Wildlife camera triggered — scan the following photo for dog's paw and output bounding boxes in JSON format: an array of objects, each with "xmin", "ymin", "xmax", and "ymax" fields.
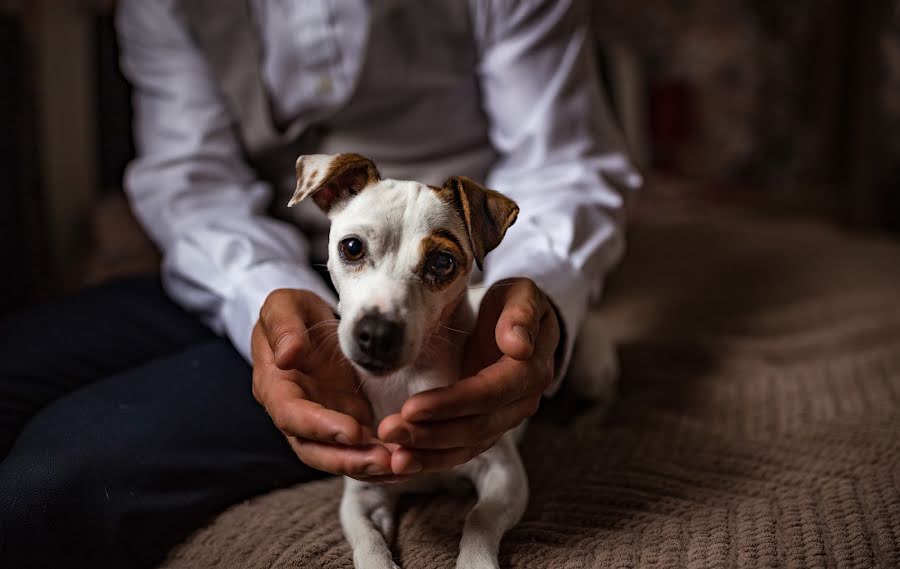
[
  {"xmin": 455, "ymin": 552, "xmax": 499, "ymax": 569},
  {"xmin": 353, "ymin": 550, "xmax": 401, "ymax": 569},
  {"xmin": 370, "ymin": 504, "xmax": 397, "ymax": 544}
]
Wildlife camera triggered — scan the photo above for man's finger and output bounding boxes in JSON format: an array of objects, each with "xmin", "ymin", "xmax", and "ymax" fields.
[
  {"xmin": 400, "ymin": 357, "xmax": 535, "ymax": 422},
  {"xmin": 352, "ymin": 475, "xmax": 414, "ymax": 485},
  {"xmin": 316, "ymin": 390, "xmax": 376, "ymax": 431},
  {"xmin": 288, "ymin": 438, "xmax": 394, "ymax": 477},
  {"xmin": 253, "ymin": 321, "xmax": 375, "ymax": 434},
  {"xmin": 380, "ymin": 395, "xmax": 539, "ymax": 450},
  {"xmin": 258, "ymin": 291, "xmax": 309, "ymax": 369},
  {"xmin": 493, "ymin": 279, "xmax": 550, "ymax": 361},
  {"xmin": 259, "ymin": 289, "xmax": 333, "ymax": 369},
  {"xmin": 389, "ymin": 444, "xmax": 493, "ymax": 475},
  {"xmin": 263, "ymin": 376, "xmax": 370, "ymax": 445}
]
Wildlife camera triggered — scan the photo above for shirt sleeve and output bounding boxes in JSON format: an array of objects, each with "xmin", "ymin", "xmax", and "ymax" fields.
[
  {"xmin": 472, "ymin": 0, "xmax": 642, "ymax": 394},
  {"xmin": 116, "ymin": 0, "xmax": 337, "ymax": 362}
]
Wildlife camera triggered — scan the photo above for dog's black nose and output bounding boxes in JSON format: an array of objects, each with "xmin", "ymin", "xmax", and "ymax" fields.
[{"xmin": 354, "ymin": 313, "xmax": 404, "ymax": 365}]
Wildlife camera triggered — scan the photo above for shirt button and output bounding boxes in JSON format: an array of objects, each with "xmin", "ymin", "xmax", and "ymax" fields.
[{"xmin": 317, "ymin": 76, "xmax": 334, "ymax": 96}]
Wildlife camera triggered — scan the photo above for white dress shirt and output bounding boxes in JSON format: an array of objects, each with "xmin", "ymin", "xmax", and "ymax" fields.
[{"xmin": 116, "ymin": 0, "xmax": 641, "ymax": 393}]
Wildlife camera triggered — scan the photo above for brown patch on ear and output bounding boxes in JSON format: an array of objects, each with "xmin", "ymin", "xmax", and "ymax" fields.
[
  {"xmin": 437, "ymin": 176, "xmax": 519, "ymax": 270},
  {"xmin": 289, "ymin": 153, "xmax": 381, "ymax": 213}
]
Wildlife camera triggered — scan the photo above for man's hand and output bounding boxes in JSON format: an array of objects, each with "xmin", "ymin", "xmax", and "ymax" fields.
[
  {"xmin": 252, "ymin": 289, "xmax": 401, "ymax": 482},
  {"xmin": 378, "ymin": 278, "xmax": 560, "ymax": 475}
]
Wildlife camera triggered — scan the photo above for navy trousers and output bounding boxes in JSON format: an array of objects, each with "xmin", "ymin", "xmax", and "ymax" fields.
[{"xmin": 0, "ymin": 276, "xmax": 322, "ymax": 569}]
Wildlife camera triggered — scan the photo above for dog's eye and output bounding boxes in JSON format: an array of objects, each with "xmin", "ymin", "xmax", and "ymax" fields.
[
  {"xmin": 339, "ymin": 237, "xmax": 365, "ymax": 262},
  {"xmin": 427, "ymin": 252, "xmax": 456, "ymax": 277}
]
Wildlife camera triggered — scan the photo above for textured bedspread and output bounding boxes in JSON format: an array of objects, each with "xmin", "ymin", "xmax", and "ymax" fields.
[{"xmin": 161, "ymin": 208, "xmax": 900, "ymax": 568}]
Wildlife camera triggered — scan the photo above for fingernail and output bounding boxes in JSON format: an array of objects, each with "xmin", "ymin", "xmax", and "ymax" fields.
[
  {"xmin": 514, "ymin": 325, "xmax": 533, "ymax": 347},
  {"xmin": 364, "ymin": 463, "xmax": 389, "ymax": 476},
  {"xmin": 402, "ymin": 458, "xmax": 423, "ymax": 474},
  {"xmin": 335, "ymin": 433, "xmax": 352, "ymax": 446}
]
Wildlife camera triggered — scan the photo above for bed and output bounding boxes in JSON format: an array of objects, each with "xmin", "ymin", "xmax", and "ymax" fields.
[{"xmin": 160, "ymin": 204, "xmax": 900, "ymax": 568}]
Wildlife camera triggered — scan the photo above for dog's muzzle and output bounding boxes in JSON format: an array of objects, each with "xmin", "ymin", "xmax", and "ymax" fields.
[{"xmin": 353, "ymin": 311, "xmax": 405, "ymax": 374}]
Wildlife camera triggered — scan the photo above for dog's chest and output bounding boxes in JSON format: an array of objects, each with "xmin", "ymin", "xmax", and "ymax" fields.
[{"xmin": 363, "ymin": 368, "xmax": 457, "ymax": 426}]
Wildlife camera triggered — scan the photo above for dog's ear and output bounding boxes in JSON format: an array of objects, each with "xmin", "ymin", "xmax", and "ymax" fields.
[
  {"xmin": 442, "ymin": 176, "xmax": 519, "ymax": 271},
  {"xmin": 289, "ymin": 153, "xmax": 381, "ymax": 213}
]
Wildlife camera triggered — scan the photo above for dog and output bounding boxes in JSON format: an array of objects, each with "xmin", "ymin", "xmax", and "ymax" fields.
[{"xmin": 289, "ymin": 153, "xmax": 615, "ymax": 569}]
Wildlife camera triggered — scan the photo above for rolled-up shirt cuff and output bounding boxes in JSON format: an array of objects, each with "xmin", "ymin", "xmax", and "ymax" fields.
[
  {"xmin": 481, "ymin": 235, "xmax": 594, "ymax": 397},
  {"xmin": 220, "ymin": 261, "xmax": 338, "ymax": 362}
]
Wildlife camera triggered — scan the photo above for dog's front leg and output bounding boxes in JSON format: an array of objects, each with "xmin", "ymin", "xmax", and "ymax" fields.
[
  {"xmin": 456, "ymin": 437, "xmax": 528, "ymax": 569},
  {"xmin": 341, "ymin": 477, "xmax": 400, "ymax": 569}
]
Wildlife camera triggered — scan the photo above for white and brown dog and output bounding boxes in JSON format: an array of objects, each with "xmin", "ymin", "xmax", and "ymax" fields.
[
  {"xmin": 289, "ymin": 153, "xmax": 526, "ymax": 569},
  {"xmin": 289, "ymin": 153, "xmax": 617, "ymax": 569}
]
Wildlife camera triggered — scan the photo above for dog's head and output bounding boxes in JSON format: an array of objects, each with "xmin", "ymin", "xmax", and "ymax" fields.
[{"xmin": 289, "ymin": 153, "xmax": 518, "ymax": 375}]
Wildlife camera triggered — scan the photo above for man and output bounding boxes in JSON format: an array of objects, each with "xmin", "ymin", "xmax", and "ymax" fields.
[{"xmin": 0, "ymin": 1, "xmax": 639, "ymax": 567}]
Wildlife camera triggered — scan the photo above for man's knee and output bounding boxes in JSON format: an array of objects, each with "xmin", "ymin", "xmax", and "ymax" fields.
[{"xmin": 0, "ymin": 419, "xmax": 118, "ymax": 568}]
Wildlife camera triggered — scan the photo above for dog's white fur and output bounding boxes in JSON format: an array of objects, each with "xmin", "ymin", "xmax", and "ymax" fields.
[{"xmin": 290, "ymin": 153, "xmax": 614, "ymax": 569}]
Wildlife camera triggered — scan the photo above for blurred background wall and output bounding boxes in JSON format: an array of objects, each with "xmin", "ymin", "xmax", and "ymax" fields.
[
  {"xmin": 596, "ymin": 0, "xmax": 899, "ymax": 219},
  {"xmin": 1, "ymin": 0, "xmax": 898, "ymax": 316}
]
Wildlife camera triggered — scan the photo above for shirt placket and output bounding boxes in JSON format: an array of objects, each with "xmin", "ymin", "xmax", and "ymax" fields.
[{"xmin": 284, "ymin": 0, "xmax": 344, "ymax": 106}]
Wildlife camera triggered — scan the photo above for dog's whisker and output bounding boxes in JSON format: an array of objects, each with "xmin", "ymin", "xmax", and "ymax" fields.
[
  {"xmin": 467, "ymin": 281, "xmax": 519, "ymax": 291},
  {"xmin": 440, "ymin": 324, "xmax": 470, "ymax": 335},
  {"xmin": 428, "ymin": 333, "xmax": 455, "ymax": 347},
  {"xmin": 306, "ymin": 320, "xmax": 341, "ymax": 335}
]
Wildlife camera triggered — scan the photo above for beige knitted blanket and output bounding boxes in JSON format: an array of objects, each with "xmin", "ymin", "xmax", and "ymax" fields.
[{"xmin": 162, "ymin": 209, "xmax": 900, "ymax": 568}]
